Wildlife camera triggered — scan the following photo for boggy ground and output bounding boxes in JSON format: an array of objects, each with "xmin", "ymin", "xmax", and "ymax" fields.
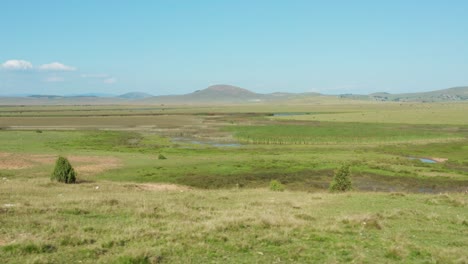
[
  {"xmin": 0, "ymin": 128, "xmax": 466, "ymax": 193},
  {"xmin": 0, "ymin": 101, "xmax": 467, "ymax": 263}
]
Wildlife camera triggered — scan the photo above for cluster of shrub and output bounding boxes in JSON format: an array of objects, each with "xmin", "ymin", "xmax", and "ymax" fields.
[
  {"xmin": 269, "ymin": 164, "xmax": 352, "ymax": 192},
  {"xmin": 52, "ymin": 156, "xmax": 352, "ymax": 193}
]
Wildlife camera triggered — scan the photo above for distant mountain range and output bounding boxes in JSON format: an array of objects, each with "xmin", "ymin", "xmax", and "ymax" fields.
[
  {"xmin": 27, "ymin": 91, "xmax": 153, "ymax": 99},
  {"xmin": 1, "ymin": 85, "xmax": 468, "ymax": 105},
  {"xmin": 135, "ymin": 85, "xmax": 322, "ymax": 104},
  {"xmin": 118, "ymin": 92, "xmax": 153, "ymax": 99},
  {"xmin": 341, "ymin": 86, "xmax": 468, "ymax": 102}
]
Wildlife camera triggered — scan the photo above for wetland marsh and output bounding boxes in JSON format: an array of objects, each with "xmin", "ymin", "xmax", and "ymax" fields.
[{"xmin": 1, "ymin": 101, "xmax": 467, "ymax": 263}]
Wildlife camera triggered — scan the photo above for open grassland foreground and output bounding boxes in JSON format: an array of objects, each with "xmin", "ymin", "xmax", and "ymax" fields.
[
  {"xmin": 1, "ymin": 180, "xmax": 467, "ymax": 263},
  {"xmin": 0, "ymin": 102, "xmax": 468, "ymax": 263}
]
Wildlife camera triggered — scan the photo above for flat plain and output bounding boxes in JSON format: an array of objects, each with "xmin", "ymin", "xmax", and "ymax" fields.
[{"xmin": 1, "ymin": 100, "xmax": 467, "ymax": 263}]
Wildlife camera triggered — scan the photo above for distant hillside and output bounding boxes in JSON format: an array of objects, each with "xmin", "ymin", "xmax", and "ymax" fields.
[
  {"xmin": 140, "ymin": 84, "xmax": 323, "ymax": 104},
  {"xmin": 118, "ymin": 92, "xmax": 153, "ymax": 99},
  {"xmin": 340, "ymin": 86, "xmax": 468, "ymax": 102},
  {"xmin": 71, "ymin": 93, "xmax": 116, "ymax": 97},
  {"xmin": 185, "ymin": 85, "xmax": 262, "ymax": 102},
  {"xmin": 371, "ymin": 87, "xmax": 468, "ymax": 102},
  {"xmin": 338, "ymin": 94, "xmax": 371, "ymax": 100},
  {"xmin": 29, "ymin": 95, "xmax": 64, "ymax": 99},
  {"xmin": 2, "ymin": 85, "xmax": 468, "ymax": 105}
]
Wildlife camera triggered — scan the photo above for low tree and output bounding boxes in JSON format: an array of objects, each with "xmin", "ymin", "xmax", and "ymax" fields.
[
  {"xmin": 51, "ymin": 156, "xmax": 77, "ymax": 183},
  {"xmin": 329, "ymin": 164, "xmax": 352, "ymax": 192}
]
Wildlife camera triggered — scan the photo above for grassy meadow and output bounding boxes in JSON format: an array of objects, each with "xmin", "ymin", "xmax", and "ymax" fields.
[
  {"xmin": 1, "ymin": 179, "xmax": 467, "ymax": 263},
  {"xmin": 1, "ymin": 100, "xmax": 467, "ymax": 263}
]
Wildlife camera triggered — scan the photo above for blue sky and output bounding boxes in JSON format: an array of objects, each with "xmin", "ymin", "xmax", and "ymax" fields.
[{"xmin": 1, "ymin": 0, "xmax": 468, "ymax": 96}]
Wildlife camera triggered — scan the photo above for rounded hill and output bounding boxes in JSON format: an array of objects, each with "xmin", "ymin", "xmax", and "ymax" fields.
[{"xmin": 188, "ymin": 84, "xmax": 260, "ymax": 101}]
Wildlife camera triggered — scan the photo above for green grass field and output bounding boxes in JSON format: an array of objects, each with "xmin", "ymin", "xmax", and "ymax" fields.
[
  {"xmin": 271, "ymin": 102, "xmax": 468, "ymax": 125},
  {"xmin": 1, "ymin": 179, "xmax": 467, "ymax": 263},
  {"xmin": 227, "ymin": 122, "xmax": 463, "ymax": 145},
  {"xmin": 0, "ymin": 101, "xmax": 467, "ymax": 263}
]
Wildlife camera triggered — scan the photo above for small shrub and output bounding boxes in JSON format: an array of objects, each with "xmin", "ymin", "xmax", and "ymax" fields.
[
  {"xmin": 329, "ymin": 164, "xmax": 352, "ymax": 192},
  {"xmin": 102, "ymin": 239, "xmax": 126, "ymax": 249},
  {"xmin": 1, "ymin": 243, "xmax": 56, "ymax": 255},
  {"xmin": 59, "ymin": 208, "xmax": 89, "ymax": 215},
  {"xmin": 101, "ymin": 199, "xmax": 119, "ymax": 206},
  {"xmin": 116, "ymin": 255, "xmax": 152, "ymax": 264},
  {"xmin": 295, "ymin": 213, "xmax": 316, "ymax": 221},
  {"xmin": 60, "ymin": 236, "xmax": 95, "ymax": 246},
  {"xmin": 385, "ymin": 245, "xmax": 407, "ymax": 260},
  {"xmin": 35, "ymin": 130, "xmax": 43, "ymax": 133},
  {"xmin": 158, "ymin": 154, "xmax": 167, "ymax": 160},
  {"xmin": 51, "ymin": 156, "xmax": 77, "ymax": 183},
  {"xmin": 270, "ymin": 180, "xmax": 285, "ymax": 191}
]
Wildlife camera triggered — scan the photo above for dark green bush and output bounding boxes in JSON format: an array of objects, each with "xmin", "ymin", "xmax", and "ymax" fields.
[
  {"xmin": 329, "ymin": 164, "xmax": 352, "ymax": 192},
  {"xmin": 158, "ymin": 154, "xmax": 167, "ymax": 160},
  {"xmin": 51, "ymin": 156, "xmax": 77, "ymax": 183},
  {"xmin": 116, "ymin": 255, "xmax": 153, "ymax": 264}
]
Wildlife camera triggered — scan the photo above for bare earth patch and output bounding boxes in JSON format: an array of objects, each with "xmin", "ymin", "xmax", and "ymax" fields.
[
  {"xmin": 137, "ymin": 183, "xmax": 191, "ymax": 191},
  {"xmin": 68, "ymin": 156, "xmax": 121, "ymax": 175},
  {"xmin": 0, "ymin": 152, "xmax": 121, "ymax": 175},
  {"xmin": 431, "ymin": 157, "xmax": 448, "ymax": 163},
  {"xmin": 0, "ymin": 152, "xmax": 37, "ymax": 169}
]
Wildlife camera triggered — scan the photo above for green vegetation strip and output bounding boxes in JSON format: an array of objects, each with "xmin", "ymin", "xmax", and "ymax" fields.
[{"xmin": 227, "ymin": 123, "xmax": 463, "ymax": 145}]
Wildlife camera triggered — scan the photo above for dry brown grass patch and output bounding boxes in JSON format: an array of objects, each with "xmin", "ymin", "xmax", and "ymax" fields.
[
  {"xmin": 0, "ymin": 152, "xmax": 121, "ymax": 175},
  {"xmin": 136, "ymin": 183, "xmax": 191, "ymax": 191},
  {"xmin": 0, "ymin": 152, "xmax": 52, "ymax": 169},
  {"xmin": 68, "ymin": 156, "xmax": 121, "ymax": 175},
  {"xmin": 431, "ymin": 157, "xmax": 448, "ymax": 163},
  {"xmin": 0, "ymin": 238, "xmax": 8, "ymax": 246},
  {"xmin": 340, "ymin": 213, "xmax": 384, "ymax": 230}
]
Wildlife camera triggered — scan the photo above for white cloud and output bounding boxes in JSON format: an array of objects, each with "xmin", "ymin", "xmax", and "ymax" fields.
[
  {"xmin": 39, "ymin": 62, "xmax": 76, "ymax": 71},
  {"xmin": 44, "ymin": 76, "xmax": 65, "ymax": 82},
  {"xmin": 1, "ymin": 59, "xmax": 33, "ymax": 70},
  {"xmin": 103, "ymin": 77, "xmax": 117, "ymax": 84}
]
